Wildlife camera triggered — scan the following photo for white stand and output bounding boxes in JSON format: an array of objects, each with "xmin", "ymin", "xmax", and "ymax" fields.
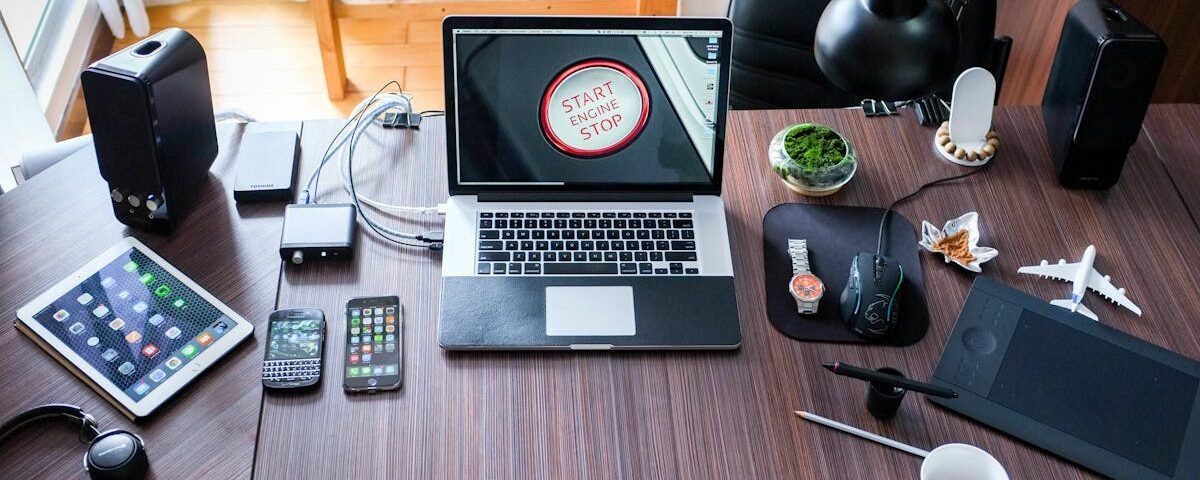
[{"xmin": 933, "ymin": 68, "xmax": 997, "ymax": 167}]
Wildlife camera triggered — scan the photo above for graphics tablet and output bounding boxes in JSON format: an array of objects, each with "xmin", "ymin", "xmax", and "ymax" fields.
[
  {"xmin": 15, "ymin": 237, "xmax": 253, "ymax": 419},
  {"xmin": 931, "ymin": 277, "xmax": 1200, "ymax": 479}
]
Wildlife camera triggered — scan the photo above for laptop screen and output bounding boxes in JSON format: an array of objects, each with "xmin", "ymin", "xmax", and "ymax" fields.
[{"xmin": 446, "ymin": 20, "xmax": 729, "ymax": 190}]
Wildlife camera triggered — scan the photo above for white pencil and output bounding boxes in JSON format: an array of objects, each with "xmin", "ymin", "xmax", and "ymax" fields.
[{"xmin": 795, "ymin": 410, "xmax": 931, "ymax": 458}]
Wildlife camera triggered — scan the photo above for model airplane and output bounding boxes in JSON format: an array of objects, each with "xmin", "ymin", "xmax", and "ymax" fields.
[{"xmin": 1017, "ymin": 244, "xmax": 1141, "ymax": 321}]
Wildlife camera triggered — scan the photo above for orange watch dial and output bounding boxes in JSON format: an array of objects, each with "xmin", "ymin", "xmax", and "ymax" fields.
[{"xmin": 790, "ymin": 274, "xmax": 824, "ymax": 302}]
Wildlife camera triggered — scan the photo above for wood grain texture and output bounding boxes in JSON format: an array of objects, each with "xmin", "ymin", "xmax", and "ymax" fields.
[
  {"xmin": 1142, "ymin": 104, "xmax": 1200, "ymax": 228},
  {"xmin": 312, "ymin": 0, "xmax": 349, "ymax": 100},
  {"xmin": 251, "ymin": 107, "xmax": 1200, "ymax": 479},
  {"xmin": 0, "ymin": 123, "xmax": 293, "ymax": 480}
]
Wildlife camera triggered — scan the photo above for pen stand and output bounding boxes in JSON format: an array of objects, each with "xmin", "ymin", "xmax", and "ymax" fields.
[
  {"xmin": 933, "ymin": 67, "xmax": 1000, "ymax": 167},
  {"xmin": 866, "ymin": 368, "xmax": 908, "ymax": 420}
]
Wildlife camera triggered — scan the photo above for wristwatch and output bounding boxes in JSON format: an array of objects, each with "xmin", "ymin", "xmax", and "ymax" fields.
[{"xmin": 787, "ymin": 239, "xmax": 825, "ymax": 314}]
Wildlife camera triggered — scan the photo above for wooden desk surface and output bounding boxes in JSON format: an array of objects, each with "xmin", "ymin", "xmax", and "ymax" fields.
[
  {"xmin": 0, "ymin": 123, "xmax": 297, "ymax": 479},
  {"xmin": 2, "ymin": 106, "xmax": 1199, "ymax": 479}
]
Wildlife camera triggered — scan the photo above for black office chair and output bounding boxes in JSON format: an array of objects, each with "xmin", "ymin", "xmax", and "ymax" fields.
[{"xmin": 728, "ymin": 0, "xmax": 1012, "ymax": 110}]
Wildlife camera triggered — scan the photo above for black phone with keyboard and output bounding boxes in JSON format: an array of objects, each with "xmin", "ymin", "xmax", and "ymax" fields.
[{"xmin": 261, "ymin": 308, "xmax": 325, "ymax": 390}]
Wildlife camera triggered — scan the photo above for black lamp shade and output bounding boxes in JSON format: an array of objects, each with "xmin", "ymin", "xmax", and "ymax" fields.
[{"xmin": 815, "ymin": 0, "xmax": 960, "ymax": 101}]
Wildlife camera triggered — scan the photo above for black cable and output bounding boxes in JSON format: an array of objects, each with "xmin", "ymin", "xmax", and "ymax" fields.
[
  {"xmin": 418, "ymin": 110, "xmax": 445, "ymax": 117},
  {"xmin": 876, "ymin": 159, "xmax": 994, "ymax": 256},
  {"xmin": 311, "ymin": 80, "xmax": 402, "ymax": 204}
]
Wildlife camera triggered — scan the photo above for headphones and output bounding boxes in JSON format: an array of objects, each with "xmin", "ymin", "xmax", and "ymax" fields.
[{"xmin": 0, "ymin": 404, "xmax": 148, "ymax": 479}]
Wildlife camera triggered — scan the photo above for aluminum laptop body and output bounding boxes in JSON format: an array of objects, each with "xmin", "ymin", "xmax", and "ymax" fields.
[{"xmin": 438, "ymin": 16, "xmax": 740, "ymax": 350}]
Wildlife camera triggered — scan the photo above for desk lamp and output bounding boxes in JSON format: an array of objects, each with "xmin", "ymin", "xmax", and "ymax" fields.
[{"xmin": 814, "ymin": 0, "xmax": 961, "ymax": 118}]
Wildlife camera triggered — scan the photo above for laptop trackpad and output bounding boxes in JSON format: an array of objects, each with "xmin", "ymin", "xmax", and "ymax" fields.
[{"xmin": 545, "ymin": 286, "xmax": 636, "ymax": 336}]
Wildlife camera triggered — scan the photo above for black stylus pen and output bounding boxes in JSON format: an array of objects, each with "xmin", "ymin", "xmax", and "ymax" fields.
[{"xmin": 823, "ymin": 362, "xmax": 959, "ymax": 399}]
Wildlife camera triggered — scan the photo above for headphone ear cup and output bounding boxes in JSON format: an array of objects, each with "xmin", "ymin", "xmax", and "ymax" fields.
[{"xmin": 85, "ymin": 430, "xmax": 148, "ymax": 480}]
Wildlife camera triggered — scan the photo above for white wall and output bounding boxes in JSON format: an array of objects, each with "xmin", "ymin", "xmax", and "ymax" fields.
[{"xmin": 680, "ymin": 0, "xmax": 730, "ymax": 17}]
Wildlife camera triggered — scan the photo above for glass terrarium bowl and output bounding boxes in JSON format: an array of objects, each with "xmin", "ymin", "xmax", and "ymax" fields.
[{"xmin": 768, "ymin": 123, "xmax": 857, "ymax": 197}]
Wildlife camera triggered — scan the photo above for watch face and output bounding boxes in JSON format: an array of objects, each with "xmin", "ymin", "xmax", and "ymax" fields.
[{"xmin": 790, "ymin": 274, "xmax": 824, "ymax": 302}]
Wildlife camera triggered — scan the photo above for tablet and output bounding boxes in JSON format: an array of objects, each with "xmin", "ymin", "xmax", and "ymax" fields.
[
  {"xmin": 15, "ymin": 237, "xmax": 253, "ymax": 419},
  {"xmin": 931, "ymin": 277, "xmax": 1200, "ymax": 480}
]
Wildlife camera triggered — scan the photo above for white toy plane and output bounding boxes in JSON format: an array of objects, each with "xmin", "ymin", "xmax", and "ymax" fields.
[{"xmin": 1017, "ymin": 244, "xmax": 1142, "ymax": 321}]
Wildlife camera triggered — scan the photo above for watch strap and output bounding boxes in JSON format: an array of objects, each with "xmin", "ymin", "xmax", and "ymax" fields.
[{"xmin": 788, "ymin": 239, "xmax": 811, "ymax": 276}]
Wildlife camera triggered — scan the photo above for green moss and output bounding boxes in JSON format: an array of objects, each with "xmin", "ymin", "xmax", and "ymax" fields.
[{"xmin": 780, "ymin": 124, "xmax": 845, "ymax": 175}]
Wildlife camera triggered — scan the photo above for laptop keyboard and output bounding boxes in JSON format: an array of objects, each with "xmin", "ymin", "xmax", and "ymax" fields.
[{"xmin": 476, "ymin": 211, "xmax": 700, "ymax": 275}]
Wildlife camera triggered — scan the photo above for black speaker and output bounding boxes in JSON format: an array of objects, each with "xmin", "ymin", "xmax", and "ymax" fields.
[
  {"xmin": 1041, "ymin": 0, "xmax": 1165, "ymax": 189},
  {"xmin": 82, "ymin": 28, "xmax": 217, "ymax": 233}
]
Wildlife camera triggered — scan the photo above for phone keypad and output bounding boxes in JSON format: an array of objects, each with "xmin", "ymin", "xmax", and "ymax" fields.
[{"xmin": 263, "ymin": 359, "xmax": 321, "ymax": 382}]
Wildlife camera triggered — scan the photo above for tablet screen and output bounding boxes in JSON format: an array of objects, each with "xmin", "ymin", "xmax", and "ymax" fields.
[
  {"xmin": 990, "ymin": 310, "xmax": 1199, "ymax": 475},
  {"xmin": 31, "ymin": 247, "xmax": 236, "ymax": 401}
]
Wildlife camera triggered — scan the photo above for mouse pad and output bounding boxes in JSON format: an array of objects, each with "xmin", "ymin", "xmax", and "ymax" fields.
[{"xmin": 762, "ymin": 204, "xmax": 929, "ymax": 346}]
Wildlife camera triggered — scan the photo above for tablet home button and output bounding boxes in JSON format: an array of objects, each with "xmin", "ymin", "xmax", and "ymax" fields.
[{"xmin": 962, "ymin": 326, "xmax": 997, "ymax": 355}]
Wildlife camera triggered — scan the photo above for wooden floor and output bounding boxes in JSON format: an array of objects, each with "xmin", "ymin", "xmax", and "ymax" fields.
[{"xmin": 102, "ymin": 0, "xmax": 453, "ymax": 125}]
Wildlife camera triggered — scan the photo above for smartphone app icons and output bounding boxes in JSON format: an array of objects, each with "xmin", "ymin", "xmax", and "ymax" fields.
[
  {"xmin": 385, "ymin": 315, "xmax": 395, "ymax": 324},
  {"xmin": 196, "ymin": 332, "xmax": 213, "ymax": 346},
  {"xmin": 373, "ymin": 334, "xmax": 383, "ymax": 344},
  {"xmin": 348, "ymin": 367, "xmax": 360, "ymax": 377},
  {"xmin": 385, "ymin": 325, "xmax": 395, "ymax": 333},
  {"xmin": 148, "ymin": 314, "xmax": 165, "ymax": 326},
  {"xmin": 349, "ymin": 354, "xmax": 360, "ymax": 364},
  {"xmin": 362, "ymin": 308, "xmax": 372, "ymax": 316},
  {"xmin": 53, "ymin": 309, "xmax": 70, "ymax": 322},
  {"xmin": 213, "ymin": 322, "xmax": 228, "ymax": 334},
  {"xmin": 109, "ymin": 318, "xmax": 126, "ymax": 331},
  {"xmin": 87, "ymin": 337, "xmax": 100, "ymax": 347},
  {"xmin": 123, "ymin": 261, "xmax": 138, "ymax": 272},
  {"xmin": 77, "ymin": 293, "xmax": 94, "ymax": 305},
  {"xmin": 141, "ymin": 344, "xmax": 160, "ymax": 358},
  {"xmin": 118, "ymin": 291, "xmax": 130, "ymax": 300},
  {"xmin": 351, "ymin": 317, "xmax": 360, "ymax": 327},
  {"xmin": 386, "ymin": 343, "xmax": 395, "ymax": 353},
  {"xmin": 351, "ymin": 309, "xmax": 361, "ymax": 317},
  {"xmin": 350, "ymin": 327, "xmax": 360, "ymax": 335},
  {"xmin": 101, "ymin": 277, "xmax": 116, "ymax": 288},
  {"xmin": 125, "ymin": 331, "xmax": 143, "ymax": 344},
  {"xmin": 68, "ymin": 322, "xmax": 85, "ymax": 335},
  {"xmin": 154, "ymin": 284, "xmax": 171, "ymax": 297},
  {"xmin": 385, "ymin": 307, "xmax": 395, "ymax": 314},
  {"xmin": 118, "ymin": 362, "xmax": 135, "ymax": 375},
  {"xmin": 172, "ymin": 299, "xmax": 185, "ymax": 309},
  {"xmin": 133, "ymin": 382, "xmax": 150, "ymax": 395},
  {"xmin": 362, "ymin": 353, "xmax": 373, "ymax": 364},
  {"xmin": 373, "ymin": 366, "xmax": 384, "ymax": 376},
  {"xmin": 350, "ymin": 345, "xmax": 359, "ymax": 354},
  {"xmin": 362, "ymin": 344, "xmax": 372, "ymax": 354},
  {"xmin": 92, "ymin": 305, "xmax": 111, "ymax": 318},
  {"xmin": 165, "ymin": 356, "xmax": 182, "ymax": 370},
  {"xmin": 385, "ymin": 365, "xmax": 397, "ymax": 375},
  {"xmin": 148, "ymin": 369, "xmax": 166, "ymax": 383},
  {"xmin": 180, "ymin": 344, "xmax": 198, "ymax": 358},
  {"xmin": 385, "ymin": 334, "xmax": 394, "ymax": 342},
  {"xmin": 102, "ymin": 349, "xmax": 119, "ymax": 362},
  {"xmin": 350, "ymin": 336, "xmax": 359, "ymax": 345},
  {"xmin": 133, "ymin": 302, "xmax": 148, "ymax": 313},
  {"xmin": 164, "ymin": 326, "xmax": 181, "ymax": 339},
  {"xmin": 374, "ymin": 326, "xmax": 383, "ymax": 334}
]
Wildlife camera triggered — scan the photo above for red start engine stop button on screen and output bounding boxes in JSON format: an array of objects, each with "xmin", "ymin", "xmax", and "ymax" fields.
[{"xmin": 540, "ymin": 59, "xmax": 650, "ymax": 158}]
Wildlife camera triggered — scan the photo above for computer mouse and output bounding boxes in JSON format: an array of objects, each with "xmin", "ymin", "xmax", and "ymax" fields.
[{"xmin": 839, "ymin": 252, "xmax": 904, "ymax": 341}]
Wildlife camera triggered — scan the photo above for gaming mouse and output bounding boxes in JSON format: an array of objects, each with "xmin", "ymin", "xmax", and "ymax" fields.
[{"xmin": 839, "ymin": 252, "xmax": 904, "ymax": 340}]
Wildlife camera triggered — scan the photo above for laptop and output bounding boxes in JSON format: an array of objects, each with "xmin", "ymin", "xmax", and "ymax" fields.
[{"xmin": 438, "ymin": 16, "xmax": 740, "ymax": 350}]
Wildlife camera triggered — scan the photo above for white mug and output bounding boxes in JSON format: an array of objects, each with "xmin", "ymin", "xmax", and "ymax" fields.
[{"xmin": 920, "ymin": 443, "xmax": 1009, "ymax": 480}]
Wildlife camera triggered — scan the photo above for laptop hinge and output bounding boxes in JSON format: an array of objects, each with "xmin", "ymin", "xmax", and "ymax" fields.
[{"xmin": 476, "ymin": 192, "xmax": 694, "ymax": 203}]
